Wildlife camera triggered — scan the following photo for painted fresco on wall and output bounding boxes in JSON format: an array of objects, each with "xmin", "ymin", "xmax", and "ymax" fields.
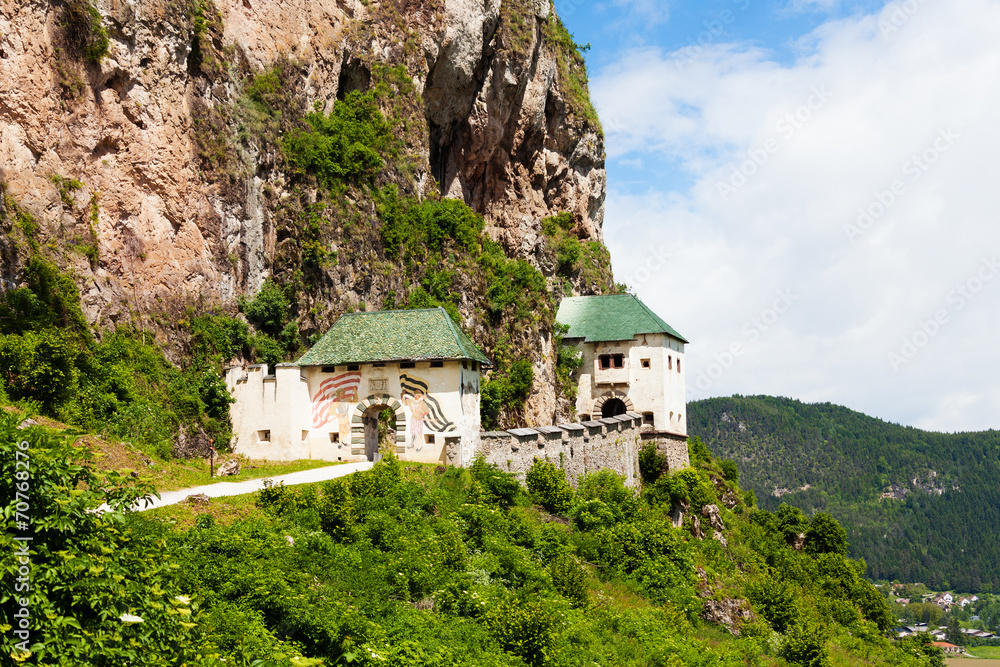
[
  {"xmin": 311, "ymin": 372, "xmax": 362, "ymax": 443},
  {"xmin": 400, "ymin": 373, "xmax": 455, "ymax": 450}
]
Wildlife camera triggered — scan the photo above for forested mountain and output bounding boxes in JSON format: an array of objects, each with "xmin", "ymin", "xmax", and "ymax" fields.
[{"xmin": 688, "ymin": 395, "xmax": 1000, "ymax": 591}]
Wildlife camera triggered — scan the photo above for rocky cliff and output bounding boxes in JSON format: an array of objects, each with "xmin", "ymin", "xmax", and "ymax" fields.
[{"xmin": 0, "ymin": 0, "xmax": 610, "ymax": 427}]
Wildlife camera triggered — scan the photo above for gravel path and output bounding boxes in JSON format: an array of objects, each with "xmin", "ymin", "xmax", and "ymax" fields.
[{"xmin": 130, "ymin": 461, "xmax": 374, "ymax": 512}]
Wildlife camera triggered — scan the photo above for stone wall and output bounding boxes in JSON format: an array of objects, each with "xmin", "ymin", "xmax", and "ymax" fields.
[{"xmin": 461, "ymin": 412, "xmax": 690, "ymax": 489}]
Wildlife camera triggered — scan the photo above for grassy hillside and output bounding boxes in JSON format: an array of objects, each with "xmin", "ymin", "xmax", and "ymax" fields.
[
  {"xmin": 1, "ymin": 414, "xmax": 949, "ymax": 666},
  {"xmin": 688, "ymin": 395, "xmax": 1000, "ymax": 591}
]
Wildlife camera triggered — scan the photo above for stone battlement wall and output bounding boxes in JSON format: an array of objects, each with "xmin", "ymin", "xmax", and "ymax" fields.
[{"xmin": 455, "ymin": 412, "xmax": 690, "ymax": 489}]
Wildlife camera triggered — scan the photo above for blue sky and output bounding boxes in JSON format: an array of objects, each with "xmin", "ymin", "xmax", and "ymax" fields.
[{"xmin": 553, "ymin": 0, "xmax": 1000, "ymax": 432}]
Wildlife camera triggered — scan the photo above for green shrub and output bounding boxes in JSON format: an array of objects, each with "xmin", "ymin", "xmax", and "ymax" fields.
[
  {"xmin": 719, "ymin": 458, "xmax": 739, "ymax": 483},
  {"xmin": 483, "ymin": 594, "xmax": 558, "ymax": 667},
  {"xmin": 576, "ymin": 469, "xmax": 636, "ymax": 520},
  {"xmin": 283, "ymin": 91, "xmax": 392, "ymax": 188},
  {"xmin": 239, "ymin": 279, "xmax": 290, "ymax": 338},
  {"xmin": 317, "ymin": 479, "xmax": 356, "ymax": 540},
  {"xmin": 548, "ymin": 553, "xmax": 588, "ymax": 607},
  {"xmin": 470, "ymin": 456, "xmax": 521, "ymax": 508},
  {"xmin": 62, "ymin": 0, "xmax": 109, "ymax": 63},
  {"xmin": 747, "ymin": 576, "xmax": 800, "ymax": 633},
  {"xmin": 782, "ymin": 621, "xmax": 831, "ymax": 667},
  {"xmin": 651, "ymin": 468, "xmax": 716, "ymax": 512},
  {"xmin": 776, "ymin": 503, "xmax": 811, "ymax": 547},
  {"xmin": 526, "ymin": 458, "xmax": 574, "ymax": 514},
  {"xmin": 804, "ymin": 512, "xmax": 848, "ymax": 556},
  {"xmin": 0, "ymin": 328, "xmax": 79, "ymax": 413},
  {"xmin": 638, "ymin": 442, "xmax": 667, "ymax": 485},
  {"xmin": 688, "ymin": 436, "xmax": 713, "ymax": 466},
  {"xmin": 0, "ymin": 417, "xmax": 208, "ymax": 664},
  {"xmin": 481, "ymin": 358, "xmax": 534, "ymax": 430},
  {"xmin": 569, "ymin": 499, "xmax": 615, "ymax": 532}
]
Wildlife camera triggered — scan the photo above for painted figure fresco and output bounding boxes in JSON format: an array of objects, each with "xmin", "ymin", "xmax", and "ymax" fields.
[
  {"xmin": 311, "ymin": 371, "xmax": 362, "ymax": 440},
  {"xmin": 400, "ymin": 373, "xmax": 455, "ymax": 450}
]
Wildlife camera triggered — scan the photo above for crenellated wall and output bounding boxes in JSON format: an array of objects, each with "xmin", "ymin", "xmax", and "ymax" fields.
[{"xmin": 463, "ymin": 412, "xmax": 690, "ymax": 489}]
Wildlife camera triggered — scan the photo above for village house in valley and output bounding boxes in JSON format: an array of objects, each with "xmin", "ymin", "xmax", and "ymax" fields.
[
  {"xmin": 556, "ymin": 295, "xmax": 689, "ymax": 440},
  {"xmin": 226, "ymin": 308, "xmax": 489, "ymax": 464}
]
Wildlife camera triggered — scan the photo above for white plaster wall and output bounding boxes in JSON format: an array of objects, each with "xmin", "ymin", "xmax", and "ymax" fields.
[
  {"xmin": 227, "ymin": 360, "xmax": 482, "ymax": 463},
  {"xmin": 226, "ymin": 364, "xmax": 312, "ymax": 461},
  {"xmin": 570, "ymin": 333, "xmax": 687, "ymax": 437}
]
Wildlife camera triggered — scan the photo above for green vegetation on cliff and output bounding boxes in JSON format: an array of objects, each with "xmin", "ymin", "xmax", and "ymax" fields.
[{"xmin": 688, "ymin": 395, "xmax": 1000, "ymax": 591}]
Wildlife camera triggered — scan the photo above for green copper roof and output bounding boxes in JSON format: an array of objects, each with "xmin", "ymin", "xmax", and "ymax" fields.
[
  {"xmin": 556, "ymin": 295, "xmax": 688, "ymax": 344},
  {"xmin": 296, "ymin": 308, "xmax": 491, "ymax": 367}
]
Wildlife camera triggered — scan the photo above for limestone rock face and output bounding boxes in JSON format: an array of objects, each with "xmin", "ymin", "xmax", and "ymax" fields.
[{"xmin": 0, "ymin": 0, "xmax": 607, "ymax": 426}]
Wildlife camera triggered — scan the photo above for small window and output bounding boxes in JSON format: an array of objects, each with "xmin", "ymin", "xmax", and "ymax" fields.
[
  {"xmin": 373, "ymin": 362, "xmax": 385, "ymax": 368},
  {"xmin": 642, "ymin": 412, "xmax": 654, "ymax": 426},
  {"xmin": 347, "ymin": 364, "xmax": 360, "ymax": 371},
  {"xmin": 462, "ymin": 361, "xmax": 468, "ymax": 369},
  {"xmin": 258, "ymin": 430, "xmax": 271, "ymax": 442},
  {"xmin": 330, "ymin": 432, "xmax": 340, "ymax": 444},
  {"xmin": 425, "ymin": 434, "xmax": 435, "ymax": 445},
  {"xmin": 430, "ymin": 360, "xmax": 444, "ymax": 368},
  {"xmin": 668, "ymin": 356, "xmax": 673, "ymax": 370},
  {"xmin": 322, "ymin": 366, "xmax": 337, "ymax": 373},
  {"xmin": 580, "ymin": 414, "xmax": 590, "ymax": 422},
  {"xmin": 612, "ymin": 354, "xmax": 625, "ymax": 369},
  {"xmin": 599, "ymin": 354, "xmax": 612, "ymax": 370},
  {"xmin": 301, "ymin": 430, "xmax": 309, "ymax": 441},
  {"xmin": 641, "ymin": 359, "xmax": 651, "ymax": 369},
  {"xmin": 400, "ymin": 362, "xmax": 415, "ymax": 369},
  {"xmin": 677, "ymin": 359, "xmax": 681, "ymax": 373}
]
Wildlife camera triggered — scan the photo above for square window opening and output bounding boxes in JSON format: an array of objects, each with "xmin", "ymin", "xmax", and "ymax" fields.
[
  {"xmin": 430, "ymin": 360, "xmax": 444, "ymax": 368},
  {"xmin": 347, "ymin": 364, "xmax": 361, "ymax": 371},
  {"xmin": 330, "ymin": 433, "xmax": 340, "ymax": 443},
  {"xmin": 642, "ymin": 412, "xmax": 654, "ymax": 425},
  {"xmin": 321, "ymin": 366, "xmax": 337, "ymax": 374},
  {"xmin": 641, "ymin": 359, "xmax": 651, "ymax": 369},
  {"xmin": 301, "ymin": 430, "xmax": 309, "ymax": 441},
  {"xmin": 612, "ymin": 354, "xmax": 625, "ymax": 369},
  {"xmin": 400, "ymin": 362, "xmax": 416, "ymax": 369},
  {"xmin": 599, "ymin": 354, "xmax": 612, "ymax": 370},
  {"xmin": 258, "ymin": 430, "xmax": 270, "ymax": 442},
  {"xmin": 425, "ymin": 434, "xmax": 435, "ymax": 445}
]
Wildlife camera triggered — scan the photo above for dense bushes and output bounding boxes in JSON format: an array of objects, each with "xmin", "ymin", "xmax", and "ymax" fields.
[
  {"xmin": 526, "ymin": 458, "xmax": 574, "ymax": 514},
  {"xmin": 481, "ymin": 358, "xmax": 534, "ymax": 431},
  {"xmin": 10, "ymin": 431, "xmax": 933, "ymax": 666},
  {"xmin": 0, "ymin": 257, "xmax": 239, "ymax": 456},
  {"xmin": 283, "ymin": 91, "xmax": 393, "ymax": 188},
  {"xmin": 0, "ymin": 417, "xmax": 210, "ymax": 665}
]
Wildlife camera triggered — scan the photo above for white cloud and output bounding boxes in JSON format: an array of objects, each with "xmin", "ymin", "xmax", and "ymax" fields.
[{"xmin": 594, "ymin": 0, "xmax": 1000, "ymax": 432}]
